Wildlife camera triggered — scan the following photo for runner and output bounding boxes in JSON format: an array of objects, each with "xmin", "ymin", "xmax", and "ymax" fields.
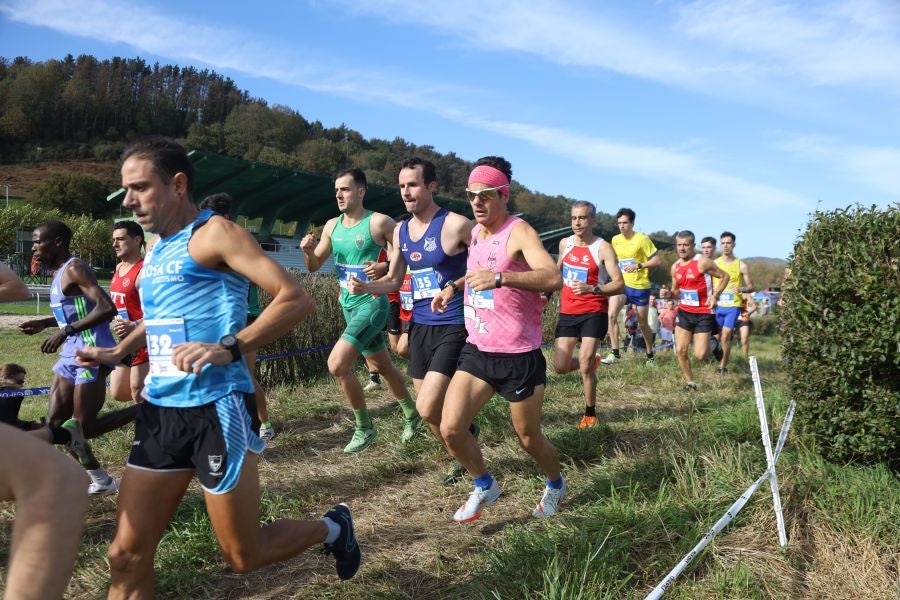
[
  {"xmin": 197, "ymin": 193, "xmax": 275, "ymax": 442},
  {"xmin": 700, "ymin": 236, "xmax": 717, "ymax": 259},
  {"xmin": 552, "ymin": 201, "xmax": 623, "ymax": 428},
  {"xmin": 108, "ymin": 220, "xmax": 148, "ymax": 403},
  {"xmin": 699, "ymin": 235, "xmax": 725, "ymax": 361},
  {"xmin": 713, "ymin": 231, "xmax": 755, "ymax": 374},
  {"xmin": 440, "ymin": 156, "xmax": 566, "ymax": 521},
  {"xmin": 663, "ymin": 230, "xmax": 730, "ymax": 391},
  {"xmin": 736, "ymin": 296, "xmax": 757, "ymax": 355},
  {"xmin": 348, "ymin": 156, "xmax": 474, "ymax": 481},
  {"xmin": 19, "ymin": 220, "xmax": 137, "ymax": 495},
  {"xmin": 77, "ymin": 136, "xmax": 360, "ymax": 595},
  {"xmin": 301, "ymin": 168, "xmax": 420, "ymax": 453},
  {"xmin": 602, "ymin": 208, "xmax": 661, "ymax": 365},
  {"xmin": 0, "ymin": 259, "xmax": 29, "ymax": 301}
]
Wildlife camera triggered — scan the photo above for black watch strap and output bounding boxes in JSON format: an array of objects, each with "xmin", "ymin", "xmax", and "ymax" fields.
[
  {"xmin": 64, "ymin": 324, "xmax": 77, "ymax": 336},
  {"xmin": 219, "ymin": 335, "xmax": 242, "ymax": 362},
  {"xmin": 444, "ymin": 279, "xmax": 460, "ymax": 293}
]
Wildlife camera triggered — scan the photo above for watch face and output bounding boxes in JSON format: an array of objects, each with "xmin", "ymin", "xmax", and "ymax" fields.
[{"xmin": 220, "ymin": 335, "xmax": 237, "ymax": 347}]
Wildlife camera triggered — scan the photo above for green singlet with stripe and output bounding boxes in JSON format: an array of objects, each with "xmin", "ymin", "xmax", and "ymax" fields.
[{"xmin": 331, "ymin": 211, "xmax": 383, "ymax": 310}]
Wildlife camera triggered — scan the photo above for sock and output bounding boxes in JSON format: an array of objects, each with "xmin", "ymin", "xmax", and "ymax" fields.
[
  {"xmin": 322, "ymin": 516, "xmax": 341, "ymax": 544},
  {"xmin": 612, "ymin": 348, "xmax": 621, "ymax": 358},
  {"xmin": 397, "ymin": 395, "xmax": 417, "ymax": 419},
  {"xmin": 48, "ymin": 426, "xmax": 71, "ymax": 445},
  {"xmin": 261, "ymin": 421, "xmax": 272, "ymax": 429},
  {"xmin": 474, "ymin": 473, "xmax": 494, "ymax": 490},
  {"xmin": 87, "ymin": 468, "xmax": 109, "ymax": 484},
  {"xmin": 353, "ymin": 408, "xmax": 373, "ymax": 430},
  {"xmin": 369, "ymin": 371, "xmax": 381, "ymax": 384},
  {"xmin": 547, "ymin": 476, "xmax": 564, "ymax": 490},
  {"xmin": 584, "ymin": 405, "xmax": 596, "ymax": 417}
]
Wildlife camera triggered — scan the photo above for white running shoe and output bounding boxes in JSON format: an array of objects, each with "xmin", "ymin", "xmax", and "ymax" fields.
[
  {"xmin": 363, "ymin": 379, "xmax": 382, "ymax": 393},
  {"xmin": 532, "ymin": 477, "xmax": 567, "ymax": 518},
  {"xmin": 259, "ymin": 423, "xmax": 276, "ymax": 443},
  {"xmin": 599, "ymin": 352, "xmax": 618, "ymax": 365},
  {"xmin": 88, "ymin": 475, "xmax": 119, "ymax": 496},
  {"xmin": 453, "ymin": 480, "xmax": 501, "ymax": 523}
]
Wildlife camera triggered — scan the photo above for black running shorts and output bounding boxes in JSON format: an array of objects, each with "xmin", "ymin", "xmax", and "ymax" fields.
[
  {"xmin": 407, "ymin": 323, "xmax": 467, "ymax": 379},
  {"xmin": 675, "ymin": 309, "xmax": 716, "ymax": 334},
  {"xmin": 554, "ymin": 312, "xmax": 608, "ymax": 340},
  {"xmin": 456, "ymin": 343, "xmax": 547, "ymax": 402}
]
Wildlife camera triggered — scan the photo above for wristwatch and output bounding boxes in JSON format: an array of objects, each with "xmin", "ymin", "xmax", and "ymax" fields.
[
  {"xmin": 64, "ymin": 324, "xmax": 77, "ymax": 336},
  {"xmin": 219, "ymin": 334, "xmax": 242, "ymax": 362},
  {"xmin": 444, "ymin": 280, "xmax": 460, "ymax": 293},
  {"xmin": 591, "ymin": 285, "xmax": 602, "ymax": 295}
]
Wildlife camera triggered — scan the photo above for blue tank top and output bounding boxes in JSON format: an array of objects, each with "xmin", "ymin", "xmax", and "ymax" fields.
[
  {"xmin": 140, "ymin": 210, "xmax": 253, "ymax": 408},
  {"xmin": 49, "ymin": 257, "xmax": 116, "ymax": 358},
  {"xmin": 398, "ymin": 208, "xmax": 466, "ymax": 325}
]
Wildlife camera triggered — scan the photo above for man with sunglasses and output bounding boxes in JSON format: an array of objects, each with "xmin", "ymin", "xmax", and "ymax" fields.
[
  {"xmin": 439, "ymin": 156, "xmax": 566, "ymax": 522},
  {"xmin": 602, "ymin": 208, "xmax": 661, "ymax": 365},
  {"xmin": 302, "ymin": 168, "xmax": 420, "ymax": 453},
  {"xmin": 347, "ymin": 157, "xmax": 474, "ymax": 483}
]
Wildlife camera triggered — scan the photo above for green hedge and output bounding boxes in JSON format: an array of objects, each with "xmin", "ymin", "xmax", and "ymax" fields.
[{"xmin": 781, "ymin": 204, "xmax": 899, "ymax": 466}]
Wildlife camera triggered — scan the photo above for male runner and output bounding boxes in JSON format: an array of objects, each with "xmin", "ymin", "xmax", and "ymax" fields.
[
  {"xmin": 552, "ymin": 201, "xmax": 623, "ymax": 428},
  {"xmin": 109, "ymin": 220, "xmax": 148, "ymax": 403},
  {"xmin": 699, "ymin": 235, "xmax": 725, "ymax": 361},
  {"xmin": 602, "ymin": 208, "xmax": 661, "ymax": 365},
  {"xmin": 440, "ymin": 156, "xmax": 565, "ymax": 522},
  {"xmin": 348, "ymin": 157, "xmax": 473, "ymax": 476},
  {"xmin": 77, "ymin": 136, "xmax": 360, "ymax": 597},
  {"xmin": 663, "ymin": 230, "xmax": 729, "ymax": 391},
  {"xmin": 714, "ymin": 231, "xmax": 754, "ymax": 374},
  {"xmin": 301, "ymin": 168, "xmax": 419, "ymax": 453},
  {"xmin": 735, "ymin": 296, "xmax": 757, "ymax": 355},
  {"xmin": 0, "ymin": 265, "xmax": 89, "ymax": 598},
  {"xmin": 198, "ymin": 193, "xmax": 275, "ymax": 442},
  {"xmin": 700, "ymin": 236, "xmax": 717, "ymax": 259},
  {"xmin": 19, "ymin": 220, "xmax": 136, "ymax": 495}
]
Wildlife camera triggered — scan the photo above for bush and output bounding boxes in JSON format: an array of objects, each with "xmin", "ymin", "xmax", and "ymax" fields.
[
  {"xmin": 256, "ymin": 273, "xmax": 344, "ymax": 385},
  {"xmin": 782, "ymin": 204, "xmax": 899, "ymax": 466}
]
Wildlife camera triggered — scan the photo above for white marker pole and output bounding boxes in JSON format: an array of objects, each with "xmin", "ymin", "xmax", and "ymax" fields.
[
  {"xmin": 645, "ymin": 398, "xmax": 797, "ymax": 600},
  {"xmin": 749, "ymin": 356, "xmax": 788, "ymax": 548}
]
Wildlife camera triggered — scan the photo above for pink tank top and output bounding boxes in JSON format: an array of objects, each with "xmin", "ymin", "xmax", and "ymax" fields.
[{"xmin": 464, "ymin": 216, "xmax": 543, "ymax": 353}]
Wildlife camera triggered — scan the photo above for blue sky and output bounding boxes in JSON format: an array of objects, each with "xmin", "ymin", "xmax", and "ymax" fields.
[{"xmin": 2, "ymin": 0, "xmax": 899, "ymax": 258}]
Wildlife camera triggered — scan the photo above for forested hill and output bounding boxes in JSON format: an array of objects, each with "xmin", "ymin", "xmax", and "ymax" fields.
[{"xmin": 0, "ymin": 54, "xmax": 676, "ymax": 244}]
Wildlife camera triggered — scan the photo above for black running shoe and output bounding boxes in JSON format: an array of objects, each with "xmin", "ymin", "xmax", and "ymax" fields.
[
  {"xmin": 712, "ymin": 344, "xmax": 724, "ymax": 362},
  {"xmin": 682, "ymin": 382, "xmax": 699, "ymax": 392},
  {"xmin": 322, "ymin": 503, "xmax": 361, "ymax": 580}
]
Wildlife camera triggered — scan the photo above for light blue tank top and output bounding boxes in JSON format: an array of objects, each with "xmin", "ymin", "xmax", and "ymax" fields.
[
  {"xmin": 49, "ymin": 256, "xmax": 116, "ymax": 358},
  {"xmin": 140, "ymin": 210, "xmax": 253, "ymax": 408}
]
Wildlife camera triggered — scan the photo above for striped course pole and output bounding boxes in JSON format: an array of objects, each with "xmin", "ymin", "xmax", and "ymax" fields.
[{"xmin": 750, "ymin": 356, "xmax": 788, "ymax": 548}]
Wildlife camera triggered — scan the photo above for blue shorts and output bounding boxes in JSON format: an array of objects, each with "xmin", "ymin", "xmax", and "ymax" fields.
[
  {"xmin": 715, "ymin": 307, "xmax": 742, "ymax": 330},
  {"xmin": 624, "ymin": 286, "xmax": 651, "ymax": 307},
  {"xmin": 52, "ymin": 358, "xmax": 110, "ymax": 385},
  {"xmin": 127, "ymin": 392, "xmax": 264, "ymax": 494}
]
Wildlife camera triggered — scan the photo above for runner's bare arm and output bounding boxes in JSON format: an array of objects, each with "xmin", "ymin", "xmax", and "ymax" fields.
[
  {"xmin": 739, "ymin": 261, "xmax": 755, "ymax": 293},
  {"xmin": 350, "ymin": 223, "xmax": 406, "ymax": 295},
  {"xmin": 76, "ymin": 321, "xmax": 147, "ymax": 366},
  {"xmin": 369, "ymin": 212, "xmax": 397, "ymax": 248},
  {"xmin": 0, "ymin": 261, "xmax": 29, "ymax": 302},
  {"xmin": 701, "ymin": 258, "xmax": 730, "ymax": 308},
  {"xmin": 668, "ymin": 263, "xmax": 680, "ymax": 295},
  {"xmin": 497, "ymin": 221, "xmax": 563, "ymax": 293},
  {"xmin": 40, "ymin": 260, "xmax": 117, "ymax": 354},
  {"xmin": 300, "ymin": 218, "xmax": 336, "ymax": 273},
  {"xmin": 175, "ymin": 218, "xmax": 314, "ymax": 373},
  {"xmin": 598, "ymin": 242, "xmax": 625, "ymax": 296}
]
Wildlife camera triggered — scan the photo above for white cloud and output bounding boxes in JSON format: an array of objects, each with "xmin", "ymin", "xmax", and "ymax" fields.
[
  {"xmin": 778, "ymin": 135, "xmax": 900, "ymax": 197},
  {"xmin": 1, "ymin": 0, "xmax": 811, "ymax": 212}
]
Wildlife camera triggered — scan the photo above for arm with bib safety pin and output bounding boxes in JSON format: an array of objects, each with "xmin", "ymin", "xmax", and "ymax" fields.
[
  {"xmin": 348, "ymin": 223, "xmax": 406, "ymax": 296},
  {"xmin": 171, "ymin": 218, "xmax": 314, "ymax": 375}
]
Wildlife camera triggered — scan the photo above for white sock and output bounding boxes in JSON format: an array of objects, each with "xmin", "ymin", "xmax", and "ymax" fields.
[{"xmin": 322, "ymin": 516, "xmax": 341, "ymax": 544}]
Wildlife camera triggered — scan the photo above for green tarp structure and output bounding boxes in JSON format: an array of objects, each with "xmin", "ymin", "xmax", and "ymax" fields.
[{"xmin": 107, "ymin": 150, "xmax": 570, "ymax": 249}]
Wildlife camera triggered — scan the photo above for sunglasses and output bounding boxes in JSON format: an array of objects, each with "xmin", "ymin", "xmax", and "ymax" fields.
[{"xmin": 465, "ymin": 185, "xmax": 509, "ymax": 202}]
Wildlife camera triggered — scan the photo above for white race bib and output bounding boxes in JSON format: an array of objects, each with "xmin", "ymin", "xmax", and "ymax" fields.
[
  {"xmin": 336, "ymin": 264, "xmax": 368, "ymax": 289},
  {"xmin": 562, "ymin": 263, "xmax": 588, "ymax": 286},
  {"xmin": 410, "ymin": 267, "xmax": 441, "ymax": 300},
  {"xmin": 144, "ymin": 318, "xmax": 187, "ymax": 378},
  {"xmin": 680, "ymin": 289, "xmax": 700, "ymax": 307}
]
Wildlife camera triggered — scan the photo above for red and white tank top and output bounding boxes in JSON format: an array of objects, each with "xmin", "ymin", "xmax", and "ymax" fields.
[
  {"xmin": 560, "ymin": 235, "xmax": 609, "ymax": 315},
  {"xmin": 109, "ymin": 259, "xmax": 144, "ymax": 321},
  {"xmin": 675, "ymin": 255, "xmax": 712, "ymax": 314},
  {"xmin": 464, "ymin": 216, "xmax": 542, "ymax": 353}
]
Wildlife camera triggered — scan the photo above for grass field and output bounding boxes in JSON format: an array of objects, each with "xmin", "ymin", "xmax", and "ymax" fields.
[{"xmin": 1, "ymin": 329, "xmax": 897, "ymax": 599}]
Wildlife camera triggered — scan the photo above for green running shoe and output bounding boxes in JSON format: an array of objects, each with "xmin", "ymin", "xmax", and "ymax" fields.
[
  {"xmin": 343, "ymin": 427, "xmax": 377, "ymax": 453},
  {"xmin": 401, "ymin": 414, "xmax": 422, "ymax": 443}
]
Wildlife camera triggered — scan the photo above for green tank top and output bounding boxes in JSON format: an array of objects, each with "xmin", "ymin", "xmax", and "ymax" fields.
[
  {"xmin": 247, "ymin": 283, "xmax": 261, "ymax": 317},
  {"xmin": 332, "ymin": 211, "xmax": 383, "ymax": 309}
]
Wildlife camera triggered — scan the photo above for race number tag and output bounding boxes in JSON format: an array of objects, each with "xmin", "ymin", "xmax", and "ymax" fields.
[
  {"xmin": 400, "ymin": 290, "xmax": 413, "ymax": 311},
  {"xmin": 116, "ymin": 308, "xmax": 130, "ymax": 321},
  {"xmin": 719, "ymin": 291, "xmax": 735, "ymax": 304},
  {"xmin": 50, "ymin": 303, "xmax": 67, "ymax": 328},
  {"xmin": 680, "ymin": 289, "xmax": 700, "ymax": 307},
  {"xmin": 562, "ymin": 263, "xmax": 588, "ymax": 286},
  {"xmin": 618, "ymin": 258, "xmax": 636, "ymax": 270},
  {"xmin": 410, "ymin": 267, "xmax": 441, "ymax": 300},
  {"xmin": 144, "ymin": 318, "xmax": 187, "ymax": 378},
  {"xmin": 468, "ymin": 286, "xmax": 495, "ymax": 310},
  {"xmin": 336, "ymin": 264, "xmax": 368, "ymax": 289}
]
